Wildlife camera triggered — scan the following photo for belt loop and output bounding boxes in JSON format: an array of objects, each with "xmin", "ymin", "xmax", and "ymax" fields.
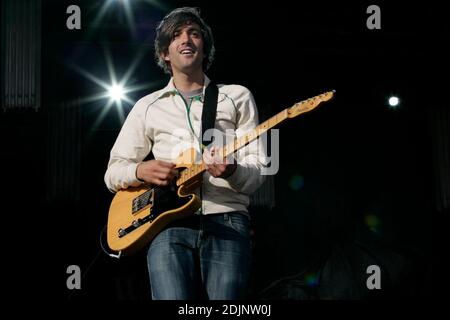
[{"xmin": 223, "ymin": 213, "xmax": 229, "ymax": 221}]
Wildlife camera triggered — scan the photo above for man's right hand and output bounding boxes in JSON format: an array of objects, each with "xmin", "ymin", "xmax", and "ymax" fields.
[{"xmin": 136, "ymin": 160, "xmax": 178, "ymax": 186}]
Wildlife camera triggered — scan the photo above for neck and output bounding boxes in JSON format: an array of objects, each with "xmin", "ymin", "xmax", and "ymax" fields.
[{"xmin": 172, "ymin": 69, "xmax": 205, "ymax": 92}]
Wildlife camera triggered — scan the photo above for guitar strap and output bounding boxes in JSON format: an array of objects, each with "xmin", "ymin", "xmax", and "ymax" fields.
[{"xmin": 201, "ymin": 81, "xmax": 218, "ymax": 149}]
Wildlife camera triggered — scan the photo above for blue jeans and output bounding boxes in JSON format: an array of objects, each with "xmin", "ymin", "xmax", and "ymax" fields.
[{"xmin": 147, "ymin": 211, "xmax": 252, "ymax": 300}]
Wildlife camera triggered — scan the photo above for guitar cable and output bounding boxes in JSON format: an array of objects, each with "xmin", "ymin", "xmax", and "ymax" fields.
[{"xmin": 100, "ymin": 224, "xmax": 122, "ymax": 259}]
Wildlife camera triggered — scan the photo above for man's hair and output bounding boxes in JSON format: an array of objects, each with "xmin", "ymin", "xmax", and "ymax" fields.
[{"xmin": 154, "ymin": 7, "xmax": 215, "ymax": 75}]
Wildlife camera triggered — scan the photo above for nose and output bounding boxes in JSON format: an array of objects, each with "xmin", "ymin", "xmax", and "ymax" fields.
[{"xmin": 179, "ymin": 31, "xmax": 192, "ymax": 44}]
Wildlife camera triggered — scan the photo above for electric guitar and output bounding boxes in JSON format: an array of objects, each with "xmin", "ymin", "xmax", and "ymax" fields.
[{"xmin": 106, "ymin": 90, "xmax": 335, "ymax": 256}]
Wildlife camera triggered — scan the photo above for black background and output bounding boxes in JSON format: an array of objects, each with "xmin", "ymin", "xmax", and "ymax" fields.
[{"xmin": 1, "ymin": 0, "xmax": 446, "ymax": 301}]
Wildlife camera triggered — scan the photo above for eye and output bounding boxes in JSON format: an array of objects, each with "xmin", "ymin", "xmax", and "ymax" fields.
[{"xmin": 191, "ymin": 30, "xmax": 200, "ymax": 37}]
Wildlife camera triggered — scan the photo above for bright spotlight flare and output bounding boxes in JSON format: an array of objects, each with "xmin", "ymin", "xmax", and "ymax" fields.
[
  {"xmin": 89, "ymin": 0, "xmax": 169, "ymax": 40},
  {"xmin": 388, "ymin": 96, "xmax": 400, "ymax": 107},
  {"xmin": 68, "ymin": 47, "xmax": 162, "ymax": 127},
  {"xmin": 108, "ymin": 84, "xmax": 125, "ymax": 102}
]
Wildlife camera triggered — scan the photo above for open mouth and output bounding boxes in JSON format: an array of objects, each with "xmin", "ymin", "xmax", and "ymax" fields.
[{"xmin": 180, "ymin": 49, "xmax": 195, "ymax": 55}]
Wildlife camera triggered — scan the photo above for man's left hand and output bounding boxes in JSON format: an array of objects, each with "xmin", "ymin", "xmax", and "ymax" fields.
[{"xmin": 203, "ymin": 146, "xmax": 237, "ymax": 179}]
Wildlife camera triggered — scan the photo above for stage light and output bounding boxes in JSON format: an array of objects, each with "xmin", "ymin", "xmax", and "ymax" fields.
[
  {"xmin": 108, "ymin": 84, "xmax": 125, "ymax": 102},
  {"xmin": 89, "ymin": 0, "xmax": 169, "ymax": 39},
  {"xmin": 388, "ymin": 96, "xmax": 400, "ymax": 108},
  {"xmin": 67, "ymin": 47, "xmax": 162, "ymax": 130}
]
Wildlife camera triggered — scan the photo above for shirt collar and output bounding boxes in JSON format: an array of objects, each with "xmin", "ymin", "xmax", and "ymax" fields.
[{"xmin": 161, "ymin": 74, "xmax": 211, "ymax": 98}]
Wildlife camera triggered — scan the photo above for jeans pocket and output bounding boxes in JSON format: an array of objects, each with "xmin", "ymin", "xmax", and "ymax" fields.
[{"xmin": 226, "ymin": 212, "xmax": 251, "ymax": 238}]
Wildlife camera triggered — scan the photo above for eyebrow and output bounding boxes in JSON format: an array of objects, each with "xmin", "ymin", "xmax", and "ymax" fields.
[{"xmin": 174, "ymin": 25, "xmax": 201, "ymax": 34}]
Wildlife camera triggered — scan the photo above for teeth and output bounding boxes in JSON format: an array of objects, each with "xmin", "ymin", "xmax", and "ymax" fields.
[{"xmin": 181, "ymin": 50, "xmax": 193, "ymax": 54}]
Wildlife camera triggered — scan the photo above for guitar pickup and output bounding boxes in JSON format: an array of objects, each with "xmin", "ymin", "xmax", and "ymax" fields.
[{"xmin": 132, "ymin": 189, "xmax": 154, "ymax": 214}]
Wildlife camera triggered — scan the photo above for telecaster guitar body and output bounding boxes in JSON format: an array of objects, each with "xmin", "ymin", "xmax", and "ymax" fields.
[{"xmin": 107, "ymin": 149, "xmax": 202, "ymax": 256}]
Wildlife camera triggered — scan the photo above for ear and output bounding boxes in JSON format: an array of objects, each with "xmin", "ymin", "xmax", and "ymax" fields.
[{"xmin": 161, "ymin": 52, "xmax": 170, "ymax": 62}]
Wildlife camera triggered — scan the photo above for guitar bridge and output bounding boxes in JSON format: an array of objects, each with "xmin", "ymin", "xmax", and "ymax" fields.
[{"xmin": 117, "ymin": 213, "xmax": 156, "ymax": 238}]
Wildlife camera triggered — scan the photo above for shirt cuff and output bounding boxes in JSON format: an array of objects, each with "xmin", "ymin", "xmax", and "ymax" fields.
[{"xmin": 127, "ymin": 162, "xmax": 144, "ymax": 186}]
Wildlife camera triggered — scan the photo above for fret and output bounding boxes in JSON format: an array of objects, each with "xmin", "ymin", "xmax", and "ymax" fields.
[
  {"xmin": 268, "ymin": 115, "xmax": 276, "ymax": 128},
  {"xmin": 223, "ymin": 144, "xmax": 229, "ymax": 157},
  {"xmin": 238, "ymin": 138, "xmax": 243, "ymax": 148},
  {"xmin": 257, "ymin": 125, "xmax": 266, "ymax": 136},
  {"xmin": 275, "ymin": 112, "xmax": 282, "ymax": 124}
]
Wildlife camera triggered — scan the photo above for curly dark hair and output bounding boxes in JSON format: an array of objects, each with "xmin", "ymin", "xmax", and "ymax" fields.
[{"xmin": 154, "ymin": 7, "xmax": 215, "ymax": 75}]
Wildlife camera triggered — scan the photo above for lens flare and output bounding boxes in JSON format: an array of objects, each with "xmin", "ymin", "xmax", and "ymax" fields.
[
  {"xmin": 305, "ymin": 272, "xmax": 319, "ymax": 287},
  {"xmin": 290, "ymin": 174, "xmax": 305, "ymax": 191},
  {"xmin": 108, "ymin": 84, "xmax": 125, "ymax": 102},
  {"xmin": 364, "ymin": 214, "xmax": 381, "ymax": 233}
]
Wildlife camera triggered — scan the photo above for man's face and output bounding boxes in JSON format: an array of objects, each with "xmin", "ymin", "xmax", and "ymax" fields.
[{"xmin": 163, "ymin": 22, "xmax": 205, "ymax": 75}]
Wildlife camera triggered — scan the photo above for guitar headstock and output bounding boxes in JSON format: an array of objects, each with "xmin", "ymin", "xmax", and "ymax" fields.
[{"xmin": 287, "ymin": 90, "xmax": 335, "ymax": 118}]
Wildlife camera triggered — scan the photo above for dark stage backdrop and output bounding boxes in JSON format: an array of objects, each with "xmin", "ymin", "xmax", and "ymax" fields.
[{"xmin": 0, "ymin": 0, "xmax": 446, "ymax": 301}]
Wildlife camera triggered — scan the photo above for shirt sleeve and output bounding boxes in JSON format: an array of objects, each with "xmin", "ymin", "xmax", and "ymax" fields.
[
  {"xmin": 104, "ymin": 100, "xmax": 153, "ymax": 193},
  {"xmin": 225, "ymin": 86, "xmax": 269, "ymax": 195}
]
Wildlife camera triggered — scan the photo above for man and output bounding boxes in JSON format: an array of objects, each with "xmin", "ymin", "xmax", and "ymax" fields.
[{"xmin": 104, "ymin": 7, "xmax": 267, "ymax": 300}]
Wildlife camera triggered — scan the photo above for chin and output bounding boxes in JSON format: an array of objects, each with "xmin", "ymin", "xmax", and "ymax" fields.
[{"xmin": 181, "ymin": 64, "xmax": 202, "ymax": 73}]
